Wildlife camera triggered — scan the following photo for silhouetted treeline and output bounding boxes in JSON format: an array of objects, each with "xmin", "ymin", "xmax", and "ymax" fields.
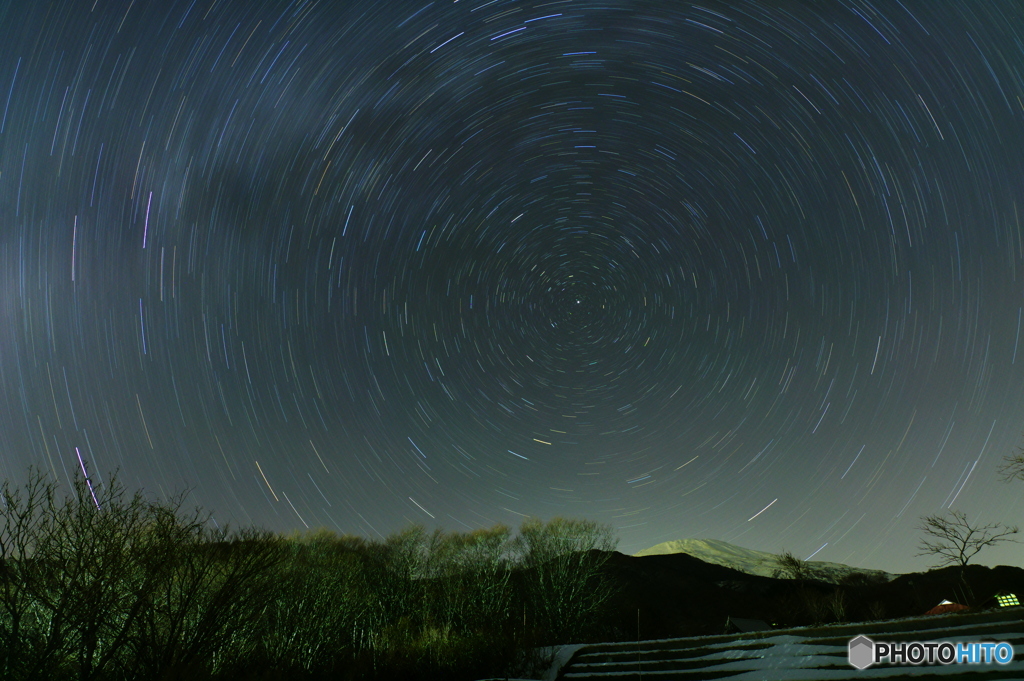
[{"xmin": 0, "ymin": 469, "xmax": 618, "ymax": 681}]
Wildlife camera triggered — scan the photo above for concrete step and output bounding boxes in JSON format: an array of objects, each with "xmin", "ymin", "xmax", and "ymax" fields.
[{"xmin": 555, "ymin": 609, "xmax": 1024, "ymax": 680}]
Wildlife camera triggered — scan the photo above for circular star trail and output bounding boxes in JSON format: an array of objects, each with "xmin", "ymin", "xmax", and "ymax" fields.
[{"xmin": 1, "ymin": 0, "xmax": 1023, "ymax": 572}]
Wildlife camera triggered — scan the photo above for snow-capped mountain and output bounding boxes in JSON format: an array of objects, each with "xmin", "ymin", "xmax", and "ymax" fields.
[{"xmin": 634, "ymin": 538, "xmax": 896, "ymax": 584}]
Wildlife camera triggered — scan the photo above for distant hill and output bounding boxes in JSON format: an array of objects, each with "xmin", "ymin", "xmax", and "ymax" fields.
[
  {"xmin": 635, "ymin": 538, "xmax": 896, "ymax": 584},
  {"xmin": 596, "ymin": 547, "xmax": 1024, "ymax": 642}
]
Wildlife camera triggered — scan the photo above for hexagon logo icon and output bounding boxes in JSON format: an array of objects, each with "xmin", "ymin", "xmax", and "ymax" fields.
[{"xmin": 848, "ymin": 635, "xmax": 875, "ymax": 669}]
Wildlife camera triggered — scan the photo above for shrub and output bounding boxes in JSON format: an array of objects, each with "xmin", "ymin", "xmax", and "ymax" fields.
[
  {"xmin": 513, "ymin": 517, "xmax": 618, "ymax": 643},
  {"xmin": 1, "ymin": 467, "xmax": 620, "ymax": 680}
]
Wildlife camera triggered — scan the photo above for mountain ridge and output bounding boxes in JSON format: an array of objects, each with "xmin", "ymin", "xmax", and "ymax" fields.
[{"xmin": 634, "ymin": 537, "xmax": 897, "ymax": 584}]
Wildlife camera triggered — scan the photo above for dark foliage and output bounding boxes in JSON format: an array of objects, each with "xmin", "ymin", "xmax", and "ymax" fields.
[{"xmin": 0, "ymin": 468, "xmax": 618, "ymax": 681}]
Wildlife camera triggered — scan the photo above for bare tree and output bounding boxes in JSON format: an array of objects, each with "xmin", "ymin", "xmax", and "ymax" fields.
[
  {"xmin": 424, "ymin": 525, "xmax": 514, "ymax": 633},
  {"xmin": 129, "ymin": 524, "xmax": 285, "ymax": 679},
  {"xmin": 513, "ymin": 517, "xmax": 618, "ymax": 642},
  {"xmin": 916, "ymin": 510, "xmax": 1019, "ymax": 568},
  {"xmin": 0, "ymin": 468, "xmax": 58, "ymax": 679},
  {"xmin": 771, "ymin": 549, "xmax": 812, "ymax": 581},
  {"xmin": 998, "ymin": 445, "xmax": 1024, "ymax": 483}
]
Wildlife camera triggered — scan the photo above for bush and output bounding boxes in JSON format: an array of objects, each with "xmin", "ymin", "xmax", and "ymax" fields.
[
  {"xmin": 0, "ymin": 468, "xmax": 286, "ymax": 681},
  {"xmin": 513, "ymin": 517, "xmax": 619, "ymax": 643},
  {"xmin": 0, "ymin": 468, "xmax": 619, "ymax": 680}
]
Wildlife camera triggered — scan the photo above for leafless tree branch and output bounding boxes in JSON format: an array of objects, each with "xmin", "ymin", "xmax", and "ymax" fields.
[
  {"xmin": 915, "ymin": 509, "xmax": 1019, "ymax": 568},
  {"xmin": 998, "ymin": 447, "xmax": 1024, "ymax": 483}
]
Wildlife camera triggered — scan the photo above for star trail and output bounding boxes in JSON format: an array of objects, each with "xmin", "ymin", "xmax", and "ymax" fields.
[{"xmin": 1, "ymin": 0, "xmax": 1023, "ymax": 573}]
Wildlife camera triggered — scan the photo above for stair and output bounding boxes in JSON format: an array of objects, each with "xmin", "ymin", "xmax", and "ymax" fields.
[{"xmin": 557, "ymin": 608, "xmax": 1024, "ymax": 680}]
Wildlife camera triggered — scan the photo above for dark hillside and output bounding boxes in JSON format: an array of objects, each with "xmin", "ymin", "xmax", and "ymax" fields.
[{"xmin": 594, "ymin": 551, "xmax": 1024, "ymax": 641}]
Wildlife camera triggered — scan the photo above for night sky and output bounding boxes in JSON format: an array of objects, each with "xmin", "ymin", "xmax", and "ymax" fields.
[{"xmin": 1, "ymin": 0, "xmax": 1023, "ymax": 574}]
